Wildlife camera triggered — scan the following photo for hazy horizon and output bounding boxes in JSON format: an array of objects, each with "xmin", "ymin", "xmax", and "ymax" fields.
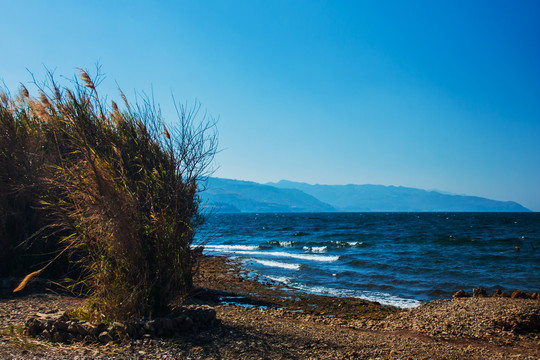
[
  {"xmin": 208, "ymin": 176, "xmax": 533, "ymax": 211},
  {"xmin": 2, "ymin": 1, "xmax": 539, "ymax": 210}
]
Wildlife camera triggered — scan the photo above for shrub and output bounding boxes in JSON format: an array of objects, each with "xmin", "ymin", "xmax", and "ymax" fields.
[
  {"xmin": 0, "ymin": 86, "xmax": 60, "ymax": 277},
  {"xmin": 1, "ymin": 68, "xmax": 217, "ymax": 320}
]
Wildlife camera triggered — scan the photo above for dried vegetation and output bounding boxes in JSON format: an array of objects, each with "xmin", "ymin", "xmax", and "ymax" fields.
[{"xmin": 0, "ymin": 67, "xmax": 217, "ymax": 320}]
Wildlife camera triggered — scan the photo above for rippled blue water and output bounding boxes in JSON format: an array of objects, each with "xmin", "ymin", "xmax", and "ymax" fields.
[{"xmin": 194, "ymin": 213, "xmax": 540, "ymax": 308}]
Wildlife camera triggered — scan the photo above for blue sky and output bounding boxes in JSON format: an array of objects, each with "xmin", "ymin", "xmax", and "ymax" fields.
[{"xmin": 1, "ymin": 1, "xmax": 539, "ymax": 210}]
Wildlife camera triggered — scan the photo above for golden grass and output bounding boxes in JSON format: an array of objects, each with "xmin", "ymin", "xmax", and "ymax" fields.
[{"xmin": 1, "ymin": 67, "xmax": 218, "ymax": 320}]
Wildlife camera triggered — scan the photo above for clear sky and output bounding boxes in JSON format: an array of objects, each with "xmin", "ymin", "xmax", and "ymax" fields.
[{"xmin": 1, "ymin": 1, "xmax": 539, "ymax": 210}]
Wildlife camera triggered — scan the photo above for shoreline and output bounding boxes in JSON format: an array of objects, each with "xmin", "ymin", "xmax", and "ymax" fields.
[
  {"xmin": 0, "ymin": 254, "xmax": 539, "ymax": 359},
  {"xmin": 191, "ymin": 255, "xmax": 401, "ymax": 320}
]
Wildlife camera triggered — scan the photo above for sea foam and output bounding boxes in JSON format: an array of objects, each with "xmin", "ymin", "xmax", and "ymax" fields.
[
  {"xmin": 253, "ymin": 259, "xmax": 300, "ymax": 270},
  {"xmin": 203, "ymin": 247, "xmax": 339, "ymax": 262},
  {"xmin": 303, "ymin": 246, "xmax": 328, "ymax": 253},
  {"xmin": 204, "ymin": 245, "xmax": 260, "ymax": 251},
  {"xmin": 289, "ymin": 283, "xmax": 420, "ymax": 309}
]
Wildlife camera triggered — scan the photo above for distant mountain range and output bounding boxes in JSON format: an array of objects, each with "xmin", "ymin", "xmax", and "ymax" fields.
[{"xmin": 200, "ymin": 177, "xmax": 530, "ymax": 213}]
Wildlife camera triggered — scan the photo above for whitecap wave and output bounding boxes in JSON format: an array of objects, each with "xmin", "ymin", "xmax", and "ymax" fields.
[
  {"xmin": 253, "ymin": 259, "xmax": 300, "ymax": 270},
  {"xmin": 278, "ymin": 241, "xmax": 295, "ymax": 247},
  {"xmin": 303, "ymin": 246, "xmax": 328, "ymax": 253},
  {"xmin": 330, "ymin": 241, "xmax": 363, "ymax": 247},
  {"xmin": 204, "ymin": 245, "xmax": 260, "ymax": 251},
  {"xmin": 203, "ymin": 247, "xmax": 339, "ymax": 262},
  {"xmin": 245, "ymin": 250, "xmax": 338, "ymax": 262}
]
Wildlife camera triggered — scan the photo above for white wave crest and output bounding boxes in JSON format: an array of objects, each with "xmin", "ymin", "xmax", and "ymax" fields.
[
  {"xmin": 255, "ymin": 250, "xmax": 338, "ymax": 262},
  {"xmin": 267, "ymin": 251, "xmax": 338, "ymax": 262},
  {"xmin": 303, "ymin": 246, "xmax": 328, "ymax": 253},
  {"xmin": 278, "ymin": 241, "xmax": 295, "ymax": 247},
  {"xmin": 203, "ymin": 247, "xmax": 339, "ymax": 262},
  {"xmin": 204, "ymin": 245, "xmax": 259, "ymax": 251},
  {"xmin": 293, "ymin": 284, "xmax": 420, "ymax": 309},
  {"xmin": 253, "ymin": 259, "xmax": 300, "ymax": 270},
  {"xmin": 331, "ymin": 241, "xmax": 363, "ymax": 247}
]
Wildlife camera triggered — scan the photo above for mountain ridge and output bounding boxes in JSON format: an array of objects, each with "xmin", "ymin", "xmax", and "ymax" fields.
[
  {"xmin": 200, "ymin": 177, "xmax": 531, "ymax": 213},
  {"xmin": 200, "ymin": 177, "xmax": 335, "ymax": 213}
]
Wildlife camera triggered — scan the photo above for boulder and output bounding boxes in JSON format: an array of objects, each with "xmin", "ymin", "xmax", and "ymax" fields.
[
  {"xmin": 98, "ymin": 331, "xmax": 113, "ymax": 343},
  {"xmin": 472, "ymin": 287, "xmax": 487, "ymax": 297},
  {"xmin": 125, "ymin": 323, "xmax": 139, "ymax": 338},
  {"xmin": 452, "ymin": 290, "xmax": 469, "ymax": 298},
  {"xmin": 160, "ymin": 318, "xmax": 174, "ymax": 338},
  {"xmin": 25, "ymin": 318, "xmax": 44, "ymax": 336},
  {"xmin": 511, "ymin": 290, "xmax": 530, "ymax": 299}
]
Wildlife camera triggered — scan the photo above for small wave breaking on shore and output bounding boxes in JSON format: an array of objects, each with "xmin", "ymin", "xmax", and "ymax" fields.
[
  {"xmin": 264, "ymin": 275, "xmax": 421, "ymax": 309},
  {"xmin": 253, "ymin": 259, "xmax": 301, "ymax": 270},
  {"xmin": 203, "ymin": 247, "xmax": 339, "ymax": 262}
]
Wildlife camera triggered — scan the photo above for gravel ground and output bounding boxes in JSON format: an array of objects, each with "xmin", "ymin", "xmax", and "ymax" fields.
[
  {"xmin": 1, "ymin": 256, "xmax": 538, "ymax": 359},
  {"xmin": 379, "ymin": 297, "xmax": 540, "ymax": 342}
]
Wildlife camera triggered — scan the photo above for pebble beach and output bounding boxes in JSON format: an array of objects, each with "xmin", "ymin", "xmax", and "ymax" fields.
[{"xmin": 1, "ymin": 255, "xmax": 538, "ymax": 359}]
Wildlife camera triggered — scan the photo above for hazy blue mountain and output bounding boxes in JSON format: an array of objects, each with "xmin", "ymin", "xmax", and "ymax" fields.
[
  {"xmin": 199, "ymin": 178, "xmax": 335, "ymax": 213},
  {"xmin": 268, "ymin": 180, "xmax": 531, "ymax": 212},
  {"xmin": 200, "ymin": 178, "xmax": 530, "ymax": 213}
]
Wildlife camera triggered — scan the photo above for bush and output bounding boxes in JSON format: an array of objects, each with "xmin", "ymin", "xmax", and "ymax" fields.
[
  {"xmin": 0, "ymin": 89, "xmax": 55, "ymax": 276},
  {"xmin": 0, "ymin": 68, "xmax": 217, "ymax": 320}
]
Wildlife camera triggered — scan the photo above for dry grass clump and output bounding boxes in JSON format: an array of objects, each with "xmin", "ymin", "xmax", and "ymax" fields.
[
  {"xmin": 0, "ymin": 68, "xmax": 217, "ymax": 321},
  {"xmin": 0, "ymin": 84, "xmax": 57, "ymax": 277}
]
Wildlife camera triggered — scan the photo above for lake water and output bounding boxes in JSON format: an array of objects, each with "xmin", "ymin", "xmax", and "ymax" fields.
[{"xmin": 194, "ymin": 212, "xmax": 540, "ymax": 308}]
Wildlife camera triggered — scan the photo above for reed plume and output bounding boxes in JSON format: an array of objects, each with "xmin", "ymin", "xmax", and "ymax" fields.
[
  {"xmin": 19, "ymin": 84, "xmax": 29, "ymax": 98},
  {"xmin": 77, "ymin": 67, "xmax": 95, "ymax": 90},
  {"xmin": 1, "ymin": 67, "xmax": 218, "ymax": 320}
]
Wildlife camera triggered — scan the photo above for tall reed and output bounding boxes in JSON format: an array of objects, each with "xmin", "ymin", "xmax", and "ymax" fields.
[
  {"xmin": 1, "ymin": 68, "xmax": 217, "ymax": 320},
  {"xmin": 0, "ymin": 86, "xmax": 54, "ymax": 276}
]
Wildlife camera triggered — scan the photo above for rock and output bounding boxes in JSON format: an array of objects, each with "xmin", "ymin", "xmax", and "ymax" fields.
[
  {"xmin": 25, "ymin": 318, "xmax": 44, "ymax": 336},
  {"xmin": 160, "ymin": 318, "xmax": 174, "ymax": 338},
  {"xmin": 67, "ymin": 323, "xmax": 78, "ymax": 334},
  {"xmin": 507, "ymin": 314, "xmax": 540, "ymax": 334},
  {"xmin": 23, "ymin": 303, "xmax": 219, "ymax": 343},
  {"xmin": 109, "ymin": 321, "xmax": 126, "ymax": 336},
  {"xmin": 492, "ymin": 289, "xmax": 506, "ymax": 297},
  {"xmin": 53, "ymin": 319, "xmax": 69, "ymax": 331},
  {"xmin": 207, "ymin": 308, "xmax": 217, "ymax": 322},
  {"xmin": 80, "ymin": 323, "xmax": 95, "ymax": 336},
  {"xmin": 173, "ymin": 314, "xmax": 186, "ymax": 328},
  {"xmin": 137, "ymin": 322, "xmax": 146, "ymax": 337},
  {"xmin": 184, "ymin": 316, "xmax": 194, "ymax": 329},
  {"xmin": 85, "ymin": 323, "xmax": 99, "ymax": 336},
  {"xmin": 511, "ymin": 290, "xmax": 530, "ymax": 299},
  {"xmin": 174, "ymin": 314, "xmax": 191, "ymax": 331},
  {"xmin": 144, "ymin": 320, "xmax": 156, "ymax": 334},
  {"xmin": 98, "ymin": 331, "xmax": 113, "ymax": 343},
  {"xmin": 52, "ymin": 330, "xmax": 67, "ymax": 343},
  {"xmin": 41, "ymin": 329, "xmax": 51, "ymax": 340},
  {"xmin": 125, "ymin": 323, "xmax": 138, "ymax": 338},
  {"xmin": 452, "ymin": 290, "xmax": 469, "ymax": 298},
  {"xmin": 95, "ymin": 322, "xmax": 108, "ymax": 334},
  {"xmin": 473, "ymin": 287, "xmax": 487, "ymax": 297}
]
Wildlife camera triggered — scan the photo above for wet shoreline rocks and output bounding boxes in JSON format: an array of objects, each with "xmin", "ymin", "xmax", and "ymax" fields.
[{"xmin": 452, "ymin": 287, "xmax": 539, "ymax": 299}]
